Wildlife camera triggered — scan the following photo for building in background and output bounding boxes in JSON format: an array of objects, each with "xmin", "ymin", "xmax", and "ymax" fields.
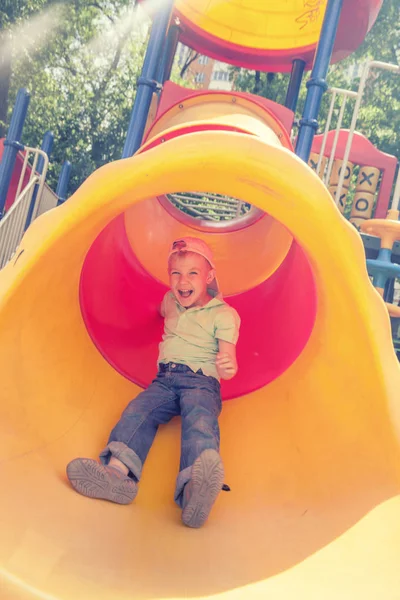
[
  {"xmin": 176, "ymin": 43, "xmax": 234, "ymax": 91},
  {"xmin": 208, "ymin": 61, "xmax": 233, "ymax": 91}
]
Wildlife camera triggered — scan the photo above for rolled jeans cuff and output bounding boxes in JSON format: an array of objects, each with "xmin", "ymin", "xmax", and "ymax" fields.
[
  {"xmin": 99, "ymin": 441, "xmax": 142, "ymax": 482},
  {"xmin": 174, "ymin": 465, "xmax": 192, "ymax": 508}
]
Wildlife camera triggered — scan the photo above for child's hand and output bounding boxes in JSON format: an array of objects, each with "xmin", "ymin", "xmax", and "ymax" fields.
[{"xmin": 216, "ymin": 352, "xmax": 237, "ymax": 380}]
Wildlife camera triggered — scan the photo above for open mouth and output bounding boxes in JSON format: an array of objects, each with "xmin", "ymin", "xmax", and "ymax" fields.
[{"xmin": 178, "ymin": 290, "xmax": 193, "ymax": 299}]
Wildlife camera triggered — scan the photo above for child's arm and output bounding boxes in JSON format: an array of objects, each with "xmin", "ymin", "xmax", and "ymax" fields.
[
  {"xmin": 158, "ymin": 292, "xmax": 169, "ymax": 317},
  {"xmin": 216, "ymin": 340, "xmax": 238, "ymax": 380}
]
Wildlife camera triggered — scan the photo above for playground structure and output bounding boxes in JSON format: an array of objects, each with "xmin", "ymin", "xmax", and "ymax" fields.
[
  {"xmin": 0, "ymin": 96, "xmax": 71, "ymax": 267},
  {"xmin": 0, "ymin": 1, "xmax": 400, "ymax": 599},
  {"xmin": 309, "ymin": 125, "xmax": 400, "ymax": 320}
]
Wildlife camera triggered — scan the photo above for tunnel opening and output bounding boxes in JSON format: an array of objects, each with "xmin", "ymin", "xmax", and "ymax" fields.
[
  {"xmin": 161, "ymin": 190, "xmax": 263, "ymax": 233},
  {"xmin": 80, "ymin": 192, "xmax": 317, "ymax": 400}
]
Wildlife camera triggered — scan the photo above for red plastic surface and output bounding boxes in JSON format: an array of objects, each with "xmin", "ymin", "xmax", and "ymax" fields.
[
  {"xmin": 0, "ymin": 139, "xmax": 31, "ymax": 211},
  {"xmin": 154, "ymin": 82, "xmax": 295, "ymax": 140},
  {"xmin": 80, "ymin": 214, "xmax": 317, "ymax": 400},
  {"xmin": 311, "ymin": 130, "xmax": 398, "ymax": 219}
]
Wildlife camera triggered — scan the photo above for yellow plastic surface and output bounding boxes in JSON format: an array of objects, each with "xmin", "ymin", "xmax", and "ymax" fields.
[
  {"xmin": 360, "ymin": 218, "xmax": 400, "ymax": 316},
  {"xmin": 124, "ymin": 196, "xmax": 293, "ymax": 296},
  {"xmin": 1, "ymin": 132, "xmax": 400, "ymax": 600},
  {"xmin": 146, "ymin": 93, "xmax": 292, "ymax": 149},
  {"xmin": 360, "ymin": 218, "xmax": 400, "ymax": 249},
  {"xmin": 175, "ymin": 0, "xmax": 327, "ymax": 51},
  {"xmin": 128, "ymin": 93, "xmax": 293, "ymax": 296}
]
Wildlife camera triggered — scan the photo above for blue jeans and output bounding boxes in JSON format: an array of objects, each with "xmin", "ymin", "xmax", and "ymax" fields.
[{"xmin": 99, "ymin": 363, "xmax": 222, "ymax": 507}]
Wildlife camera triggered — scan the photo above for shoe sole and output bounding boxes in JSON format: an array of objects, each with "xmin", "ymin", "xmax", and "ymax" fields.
[
  {"xmin": 182, "ymin": 449, "xmax": 224, "ymax": 528},
  {"xmin": 66, "ymin": 458, "xmax": 137, "ymax": 505}
]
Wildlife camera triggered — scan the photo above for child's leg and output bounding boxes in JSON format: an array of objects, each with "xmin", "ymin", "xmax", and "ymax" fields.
[
  {"xmin": 101, "ymin": 378, "xmax": 179, "ymax": 479},
  {"xmin": 175, "ymin": 374, "xmax": 224, "ymax": 527},
  {"xmin": 67, "ymin": 376, "xmax": 179, "ymax": 503},
  {"xmin": 66, "ymin": 458, "xmax": 137, "ymax": 505},
  {"xmin": 108, "ymin": 457, "xmax": 129, "ymax": 474}
]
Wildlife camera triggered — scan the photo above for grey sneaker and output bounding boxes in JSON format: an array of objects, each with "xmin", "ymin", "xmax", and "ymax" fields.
[
  {"xmin": 182, "ymin": 449, "xmax": 224, "ymax": 528},
  {"xmin": 66, "ymin": 458, "xmax": 138, "ymax": 505}
]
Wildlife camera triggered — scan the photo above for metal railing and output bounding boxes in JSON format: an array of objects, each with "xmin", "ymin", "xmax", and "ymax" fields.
[
  {"xmin": 167, "ymin": 191, "xmax": 251, "ymax": 222},
  {"xmin": 333, "ymin": 61, "xmax": 400, "ymax": 205},
  {"xmin": 391, "ymin": 165, "xmax": 400, "ymax": 213},
  {"xmin": 316, "ymin": 87, "xmax": 358, "ymax": 183},
  {"xmin": 37, "ymin": 184, "xmax": 58, "ymax": 217},
  {"xmin": 0, "ymin": 147, "xmax": 49, "ymax": 269}
]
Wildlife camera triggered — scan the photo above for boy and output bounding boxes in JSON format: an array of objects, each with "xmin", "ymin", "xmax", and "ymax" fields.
[{"xmin": 67, "ymin": 237, "xmax": 240, "ymax": 528}]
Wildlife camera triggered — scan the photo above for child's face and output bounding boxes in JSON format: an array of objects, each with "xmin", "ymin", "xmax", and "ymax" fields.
[{"xmin": 169, "ymin": 252, "xmax": 215, "ymax": 309}]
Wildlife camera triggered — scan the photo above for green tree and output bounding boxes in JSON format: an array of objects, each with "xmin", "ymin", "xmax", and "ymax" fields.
[
  {"xmin": 0, "ymin": 0, "xmax": 53, "ymax": 135},
  {"xmin": 314, "ymin": 0, "xmax": 400, "ymax": 157},
  {"xmin": 233, "ymin": 69, "xmax": 289, "ymax": 106},
  {"xmin": 2, "ymin": 1, "xmax": 399, "ymax": 196},
  {"xmin": 3, "ymin": 0, "xmax": 149, "ymax": 191}
]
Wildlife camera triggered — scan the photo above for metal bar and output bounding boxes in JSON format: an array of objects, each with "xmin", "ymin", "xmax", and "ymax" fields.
[
  {"xmin": 285, "ymin": 59, "xmax": 306, "ymax": 112},
  {"xmin": 295, "ymin": 0, "xmax": 344, "ymax": 163},
  {"xmin": 170, "ymin": 196, "xmax": 219, "ymax": 220},
  {"xmin": 384, "ymin": 278, "xmax": 395, "ymax": 303},
  {"xmin": 1, "ymin": 177, "xmax": 38, "ymax": 222},
  {"xmin": 325, "ymin": 94, "xmax": 347, "ymax": 186},
  {"xmin": 14, "ymin": 187, "xmax": 31, "ymax": 247},
  {"xmin": 171, "ymin": 193, "xmax": 236, "ymax": 203},
  {"xmin": 188, "ymin": 206, "xmax": 237, "ymax": 215},
  {"xmin": 0, "ymin": 88, "xmax": 30, "ymax": 217},
  {"xmin": 0, "ymin": 177, "xmax": 37, "ymax": 267},
  {"xmin": 318, "ymin": 86, "xmax": 357, "ymax": 180},
  {"xmin": 159, "ymin": 18, "xmax": 181, "ymax": 83},
  {"xmin": 56, "ymin": 161, "xmax": 72, "ymax": 205},
  {"xmin": 31, "ymin": 154, "xmax": 49, "ymax": 221},
  {"xmin": 335, "ymin": 60, "xmax": 400, "ymax": 205},
  {"xmin": 169, "ymin": 195, "xmax": 240, "ymax": 215},
  {"xmin": 368, "ymin": 60, "xmax": 400, "ymax": 74},
  {"xmin": 316, "ymin": 89, "xmax": 336, "ymax": 177},
  {"xmin": 24, "ymin": 131, "xmax": 53, "ymax": 229},
  {"xmin": 391, "ymin": 166, "xmax": 400, "ymax": 213},
  {"xmin": 0, "ymin": 147, "xmax": 46, "ymax": 261},
  {"xmin": 122, "ymin": 0, "xmax": 175, "ymax": 158},
  {"xmin": 171, "ymin": 200, "xmax": 237, "ymax": 216},
  {"xmin": 235, "ymin": 201, "xmax": 244, "ymax": 218},
  {"xmin": 334, "ymin": 62, "xmax": 370, "ymax": 204},
  {"xmin": 1, "ymin": 208, "xmax": 20, "ymax": 266},
  {"xmin": 0, "ymin": 207, "xmax": 16, "ymax": 264},
  {"xmin": 30, "ymin": 150, "xmax": 40, "ymax": 177},
  {"xmin": 14, "ymin": 149, "xmax": 30, "ymax": 202},
  {"xmin": 318, "ymin": 87, "xmax": 357, "ymax": 179},
  {"xmin": 171, "ymin": 192, "xmax": 239, "ymax": 206},
  {"xmin": 329, "ymin": 87, "xmax": 358, "ymax": 98},
  {"xmin": 14, "ymin": 176, "xmax": 38, "ymax": 204}
]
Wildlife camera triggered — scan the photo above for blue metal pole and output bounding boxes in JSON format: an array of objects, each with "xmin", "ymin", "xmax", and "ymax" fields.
[
  {"xmin": 56, "ymin": 160, "xmax": 72, "ymax": 205},
  {"xmin": 384, "ymin": 278, "xmax": 395, "ymax": 303},
  {"xmin": 158, "ymin": 17, "xmax": 181, "ymax": 84},
  {"xmin": 24, "ymin": 130, "xmax": 54, "ymax": 230},
  {"xmin": 285, "ymin": 59, "xmax": 306, "ymax": 112},
  {"xmin": 0, "ymin": 88, "xmax": 30, "ymax": 218},
  {"xmin": 122, "ymin": 0, "xmax": 175, "ymax": 158},
  {"xmin": 295, "ymin": 0, "xmax": 343, "ymax": 162}
]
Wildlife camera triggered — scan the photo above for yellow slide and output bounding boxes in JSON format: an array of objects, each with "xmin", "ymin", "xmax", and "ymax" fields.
[{"xmin": 1, "ymin": 129, "xmax": 400, "ymax": 600}]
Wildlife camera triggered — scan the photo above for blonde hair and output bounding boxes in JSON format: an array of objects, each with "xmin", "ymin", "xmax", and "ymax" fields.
[{"xmin": 168, "ymin": 250, "xmax": 212, "ymax": 270}]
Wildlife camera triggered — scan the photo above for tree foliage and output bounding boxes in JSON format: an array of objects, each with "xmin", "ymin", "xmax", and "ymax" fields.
[
  {"xmin": 1, "ymin": 0, "xmax": 399, "ymax": 197},
  {"xmin": 0, "ymin": 0, "xmax": 51, "ymax": 135},
  {"xmin": 233, "ymin": 0, "xmax": 400, "ymax": 158},
  {"xmin": 2, "ymin": 0, "xmax": 149, "ymax": 191}
]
